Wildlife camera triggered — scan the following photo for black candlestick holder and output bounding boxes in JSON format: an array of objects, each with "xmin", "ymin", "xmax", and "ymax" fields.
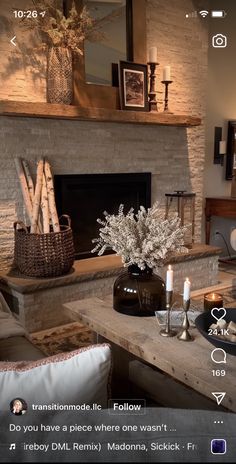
[
  {"xmin": 148, "ymin": 62, "xmax": 159, "ymax": 112},
  {"xmin": 162, "ymin": 80, "xmax": 173, "ymax": 113}
]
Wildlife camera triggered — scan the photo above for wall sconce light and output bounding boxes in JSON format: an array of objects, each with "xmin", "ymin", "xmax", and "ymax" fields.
[
  {"xmin": 219, "ymin": 140, "xmax": 226, "ymax": 154},
  {"xmin": 214, "ymin": 127, "xmax": 226, "ymax": 165}
]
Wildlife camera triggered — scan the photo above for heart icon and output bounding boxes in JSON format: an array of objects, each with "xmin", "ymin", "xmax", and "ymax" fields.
[{"xmin": 211, "ymin": 307, "xmax": 226, "ymax": 322}]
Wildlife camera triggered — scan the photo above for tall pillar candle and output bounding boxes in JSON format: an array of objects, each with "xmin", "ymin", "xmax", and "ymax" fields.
[
  {"xmin": 148, "ymin": 46, "xmax": 157, "ymax": 63},
  {"xmin": 163, "ymin": 66, "xmax": 171, "ymax": 81}
]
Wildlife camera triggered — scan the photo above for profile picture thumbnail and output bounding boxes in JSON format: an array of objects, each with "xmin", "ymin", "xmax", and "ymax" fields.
[{"xmin": 10, "ymin": 398, "xmax": 27, "ymax": 416}]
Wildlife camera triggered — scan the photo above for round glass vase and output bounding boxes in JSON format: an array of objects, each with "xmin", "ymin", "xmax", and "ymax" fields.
[{"xmin": 113, "ymin": 264, "xmax": 166, "ymax": 316}]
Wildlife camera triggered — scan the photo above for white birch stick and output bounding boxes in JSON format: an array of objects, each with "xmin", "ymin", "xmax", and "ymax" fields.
[
  {"xmin": 44, "ymin": 159, "xmax": 60, "ymax": 232},
  {"xmin": 22, "ymin": 159, "xmax": 43, "ymax": 233},
  {"xmin": 41, "ymin": 172, "xmax": 50, "ymax": 233},
  {"xmin": 31, "ymin": 159, "xmax": 44, "ymax": 233},
  {"xmin": 14, "ymin": 157, "xmax": 33, "ymax": 225},
  {"xmin": 22, "ymin": 159, "xmax": 34, "ymax": 204}
]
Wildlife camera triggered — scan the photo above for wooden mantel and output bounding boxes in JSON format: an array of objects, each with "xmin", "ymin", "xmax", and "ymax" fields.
[{"xmin": 0, "ymin": 100, "xmax": 201, "ymax": 127}]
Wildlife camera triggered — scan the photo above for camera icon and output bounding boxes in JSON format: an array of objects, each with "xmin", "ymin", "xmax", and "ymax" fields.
[{"xmin": 212, "ymin": 34, "xmax": 227, "ymax": 48}]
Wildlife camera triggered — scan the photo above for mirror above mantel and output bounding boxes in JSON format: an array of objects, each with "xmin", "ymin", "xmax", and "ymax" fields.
[
  {"xmin": 84, "ymin": 0, "xmax": 128, "ymax": 86},
  {"xmin": 72, "ymin": 0, "xmax": 146, "ymax": 109}
]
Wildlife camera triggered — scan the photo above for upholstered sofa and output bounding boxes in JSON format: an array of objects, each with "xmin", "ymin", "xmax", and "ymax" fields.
[{"xmin": 0, "ymin": 334, "xmax": 45, "ymax": 362}]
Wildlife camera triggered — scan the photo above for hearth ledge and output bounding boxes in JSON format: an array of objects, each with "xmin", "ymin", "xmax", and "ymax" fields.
[{"xmin": 0, "ymin": 244, "xmax": 221, "ymax": 294}]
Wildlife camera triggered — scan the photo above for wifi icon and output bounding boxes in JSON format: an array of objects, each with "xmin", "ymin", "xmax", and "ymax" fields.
[{"xmin": 199, "ymin": 10, "xmax": 209, "ymax": 17}]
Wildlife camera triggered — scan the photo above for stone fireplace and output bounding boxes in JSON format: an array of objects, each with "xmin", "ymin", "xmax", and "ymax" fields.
[
  {"xmin": 0, "ymin": 116, "xmax": 221, "ymax": 333},
  {"xmin": 0, "ymin": 117, "xmax": 205, "ymax": 272}
]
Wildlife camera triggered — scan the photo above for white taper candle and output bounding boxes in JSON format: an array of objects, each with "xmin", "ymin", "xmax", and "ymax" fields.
[
  {"xmin": 183, "ymin": 278, "xmax": 191, "ymax": 301},
  {"xmin": 166, "ymin": 264, "xmax": 173, "ymax": 291}
]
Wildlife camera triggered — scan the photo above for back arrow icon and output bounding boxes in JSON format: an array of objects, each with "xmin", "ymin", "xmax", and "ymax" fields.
[{"xmin": 10, "ymin": 36, "xmax": 17, "ymax": 47}]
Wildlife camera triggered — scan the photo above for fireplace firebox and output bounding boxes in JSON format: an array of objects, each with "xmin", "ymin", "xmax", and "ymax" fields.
[{"xmin": 54, "ymin": 173, "xmax": 151, "ymax": 259}]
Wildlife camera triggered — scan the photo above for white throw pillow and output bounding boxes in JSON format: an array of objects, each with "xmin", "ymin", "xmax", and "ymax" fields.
[{"xmin": 0, "ymin": 344, "xmax": 112, "ymax": 410}]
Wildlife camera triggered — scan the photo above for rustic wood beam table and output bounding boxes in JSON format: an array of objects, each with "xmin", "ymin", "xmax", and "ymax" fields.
[{"xmin": 64, "ymin": 294, "xmax": 236, "ymax": 412}]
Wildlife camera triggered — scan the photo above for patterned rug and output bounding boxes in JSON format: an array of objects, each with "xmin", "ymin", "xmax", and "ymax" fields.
[{"xmin": 30, "ymin": 322, "xmax": 93, "ymax": 356}]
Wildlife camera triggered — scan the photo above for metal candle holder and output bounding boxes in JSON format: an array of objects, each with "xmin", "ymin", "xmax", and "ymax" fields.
[
  {"xmin": 148, "ymin": 62, "xmax": 159, "ymax": 112},
  {"xmin": 160, "ymin": 290, "xmax": 176, "ymax": 337},
  {"xmin": 162, "ymin": 80, "xmax": 173, "ymax": 113},
  {"xmin": 177, "ymin": 299, "xmax": 194, "ymax": 342}
]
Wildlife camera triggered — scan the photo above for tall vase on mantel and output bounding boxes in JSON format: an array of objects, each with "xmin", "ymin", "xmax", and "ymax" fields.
[
  {"xmin": 113, "ymin": 264, "xmax": 166, "ymax": 317},
  {"xmin": 47, "ymin": 46, "xmax": 73, "ymax": 105}
]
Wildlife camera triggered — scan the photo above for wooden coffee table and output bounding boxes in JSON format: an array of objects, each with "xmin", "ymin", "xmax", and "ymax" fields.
[{"xmin": 64, "ymin": 294, "xmax": 236, "ymax": 412}]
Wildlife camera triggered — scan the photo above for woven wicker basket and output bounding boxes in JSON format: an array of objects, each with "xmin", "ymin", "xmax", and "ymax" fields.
[{"xmin": 14, "ymin": 215, "xmax": 75, "ymax": 278}]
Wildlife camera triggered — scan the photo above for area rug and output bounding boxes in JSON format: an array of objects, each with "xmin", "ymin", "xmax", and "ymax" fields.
[{"xmin": 30, "ymin": 322, "xmax": 93, "ymax": 356}]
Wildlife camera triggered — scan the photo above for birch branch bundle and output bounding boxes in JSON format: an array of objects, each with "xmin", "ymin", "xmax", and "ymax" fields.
[{"xmin": 15, "ymin": 157, "xmax": 60, "ymax": 234}]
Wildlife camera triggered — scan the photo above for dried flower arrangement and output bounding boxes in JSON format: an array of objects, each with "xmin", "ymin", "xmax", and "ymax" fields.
[
  {"xmin": 92, "ymin": 203, "xmax": 188, "ymax": 271},
  {"xmin": 20, "ymin": 0, "xmax": 119, "ymax": 55}
]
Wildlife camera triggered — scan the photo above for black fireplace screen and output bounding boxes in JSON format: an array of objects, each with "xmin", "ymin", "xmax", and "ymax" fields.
[{"xmin": 54, "ymin": 173, "xmax": 151, "ymax": 259}]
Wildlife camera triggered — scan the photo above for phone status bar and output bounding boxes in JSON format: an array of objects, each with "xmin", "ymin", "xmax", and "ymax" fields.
[{"xmin": 186, "ymin": 10, "xmax": 227, "ymax": 19}]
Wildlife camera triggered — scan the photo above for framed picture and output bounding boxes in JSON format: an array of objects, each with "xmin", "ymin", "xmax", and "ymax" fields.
[{"xmin": 119, "ymin": 61, "xmax": 149, "ymax": 111}]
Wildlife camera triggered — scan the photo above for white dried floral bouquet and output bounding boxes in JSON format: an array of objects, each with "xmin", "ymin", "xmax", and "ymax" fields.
[{"xmin": 92, "ymin": 202, "xmax": 188, "ymax": 271}]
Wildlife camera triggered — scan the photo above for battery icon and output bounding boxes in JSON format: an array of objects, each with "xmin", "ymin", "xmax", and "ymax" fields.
[{"xmin": 211, "ymin": 10, "xmax": 226, "ymax": 18}]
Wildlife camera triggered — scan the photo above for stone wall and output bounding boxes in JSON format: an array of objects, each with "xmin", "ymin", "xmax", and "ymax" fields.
[
  {"xmin": 0, "ymin": 0, "xmax": 46, "ymax": 102},
  {"xmin": 0, "ymin": 0, "xmax": 209, "ymax": 271}
]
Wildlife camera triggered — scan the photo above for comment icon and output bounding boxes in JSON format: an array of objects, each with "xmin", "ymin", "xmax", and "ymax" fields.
[{"xmin": 211, "ymin": 348, "xmax": 227, "ymax": 364}]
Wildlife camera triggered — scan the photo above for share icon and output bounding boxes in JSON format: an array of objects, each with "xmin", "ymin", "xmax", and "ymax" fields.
[{"xmin": 212, "ymin": 392, "xmax": 226, "ymax": 406}]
